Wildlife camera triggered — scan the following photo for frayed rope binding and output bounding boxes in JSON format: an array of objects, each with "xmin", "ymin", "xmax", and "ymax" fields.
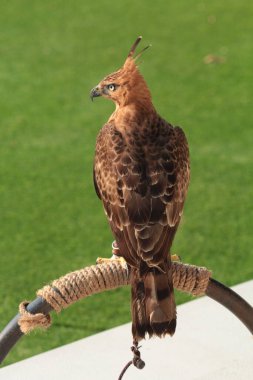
[{"xmin": 18, "ymin": 301, "xmax": 51, "ymax": 334}]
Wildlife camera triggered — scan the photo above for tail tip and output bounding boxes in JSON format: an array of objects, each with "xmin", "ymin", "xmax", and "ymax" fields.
[{"xmin": 151, "ymin": 318, "xmax": 177, "ymax": 337}]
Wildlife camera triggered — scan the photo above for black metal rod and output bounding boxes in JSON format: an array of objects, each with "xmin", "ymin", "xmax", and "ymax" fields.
[
  {"xmin": 206, "ymin": 278, "xmax": 253, "ymax": 334},
  {"xmin": 0, "ymin": 278, "xmax": 252, "ymax": 365}
]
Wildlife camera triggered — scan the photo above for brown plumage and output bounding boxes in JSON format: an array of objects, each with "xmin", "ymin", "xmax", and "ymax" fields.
[{"xmin": 91, "ymin": 37, "xmax": 190, "ymax": 342}]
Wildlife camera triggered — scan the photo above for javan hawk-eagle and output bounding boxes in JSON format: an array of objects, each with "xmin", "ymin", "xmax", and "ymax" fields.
[{"xmin": 90, "ymin": 37, "xmax": 190, "ymax": 342}]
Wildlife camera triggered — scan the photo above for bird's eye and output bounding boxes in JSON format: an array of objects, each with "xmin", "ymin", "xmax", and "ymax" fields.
[{"xmin": 108, "ymin": 84, "xmax": 116, "ymax": 91}]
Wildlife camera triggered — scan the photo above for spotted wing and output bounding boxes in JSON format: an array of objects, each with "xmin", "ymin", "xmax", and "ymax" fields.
[{"xmin": 93, "ymin": 120, "xmax": 190, "ymax": 268}]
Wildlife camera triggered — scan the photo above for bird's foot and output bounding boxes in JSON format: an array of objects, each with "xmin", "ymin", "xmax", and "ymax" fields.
[
  {"xmin": 96, "ymin": 257, "xmax": 111, "ymax": 264},
  {"xmin": 96, "ymin": 256, "xmax": 126, "ymax": 266},
  {"xmin": 170, "ymin": 253, "xmax": 181, "ymax": 262},
  {"xmin": 96, "ymin": 241, "xmax": 126, "ymax": 266}
]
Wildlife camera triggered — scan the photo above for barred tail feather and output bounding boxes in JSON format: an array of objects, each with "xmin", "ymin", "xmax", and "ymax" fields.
[
  {"xmin": 145, "ymin": 268, "xmax": 176, "ymax": 337},
  {"xmin": 131, "ymin": 276, "xmax": 151, "ymax": 340},
  {"xmin": 131, "ymin": 268, "xmax": 176, "ymax": 341}
]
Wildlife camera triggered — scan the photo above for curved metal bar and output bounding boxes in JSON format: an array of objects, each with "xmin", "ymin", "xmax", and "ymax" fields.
[
  {"xmin": 0, "ymin": 278, "xmax": 252, "ymax": 365},
  {"xmin": 206, "ymin": 278, "xmax": 253, "ymax": 334}
]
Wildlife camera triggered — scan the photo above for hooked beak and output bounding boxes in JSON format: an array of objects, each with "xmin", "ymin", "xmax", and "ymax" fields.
[{"xmin": 90, "ymin": 86, "xmax": 101, "ymax": 101}]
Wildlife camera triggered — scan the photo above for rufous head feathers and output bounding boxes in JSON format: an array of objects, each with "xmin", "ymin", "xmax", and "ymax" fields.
[{"xmin": 90, "ymin": 36, "xmax": 152, "ymax": 107}]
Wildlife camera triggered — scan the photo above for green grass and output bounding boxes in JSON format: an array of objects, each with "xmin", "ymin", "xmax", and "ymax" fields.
[{"xmin": 1, "ymin": 0, "xmax": 253, "ymax": 366}]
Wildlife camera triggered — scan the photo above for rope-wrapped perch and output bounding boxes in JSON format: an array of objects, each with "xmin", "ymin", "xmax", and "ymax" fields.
[
  {"xmin": 1, "ymin": 260, "xmax": 253, "ymax": 365},
  {"xmin": 33, "ymin": 261, "xmax": 210, "ymax": 318}
]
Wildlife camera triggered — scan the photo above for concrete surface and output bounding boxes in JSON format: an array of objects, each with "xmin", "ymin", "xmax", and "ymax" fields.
[{"xmin": 0, "ymin": 280, "xmax": 252, "ymax": 380}]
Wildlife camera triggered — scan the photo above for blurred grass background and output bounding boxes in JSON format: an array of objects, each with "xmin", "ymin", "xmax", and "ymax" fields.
[{"xmin": 0, "ymin": 0, "xmax": 252, "ymax": 366}]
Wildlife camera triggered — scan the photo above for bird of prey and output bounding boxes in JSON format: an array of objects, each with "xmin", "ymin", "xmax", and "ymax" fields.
[{"xmin": 91, "ymin": 37, "xmax": 190, "ymax": 342}]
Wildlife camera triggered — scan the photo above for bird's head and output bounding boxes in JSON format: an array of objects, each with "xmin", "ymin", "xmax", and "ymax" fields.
[{"xmin": 90, "ymin": 36, "xmax": 152, "ymax": 108}]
